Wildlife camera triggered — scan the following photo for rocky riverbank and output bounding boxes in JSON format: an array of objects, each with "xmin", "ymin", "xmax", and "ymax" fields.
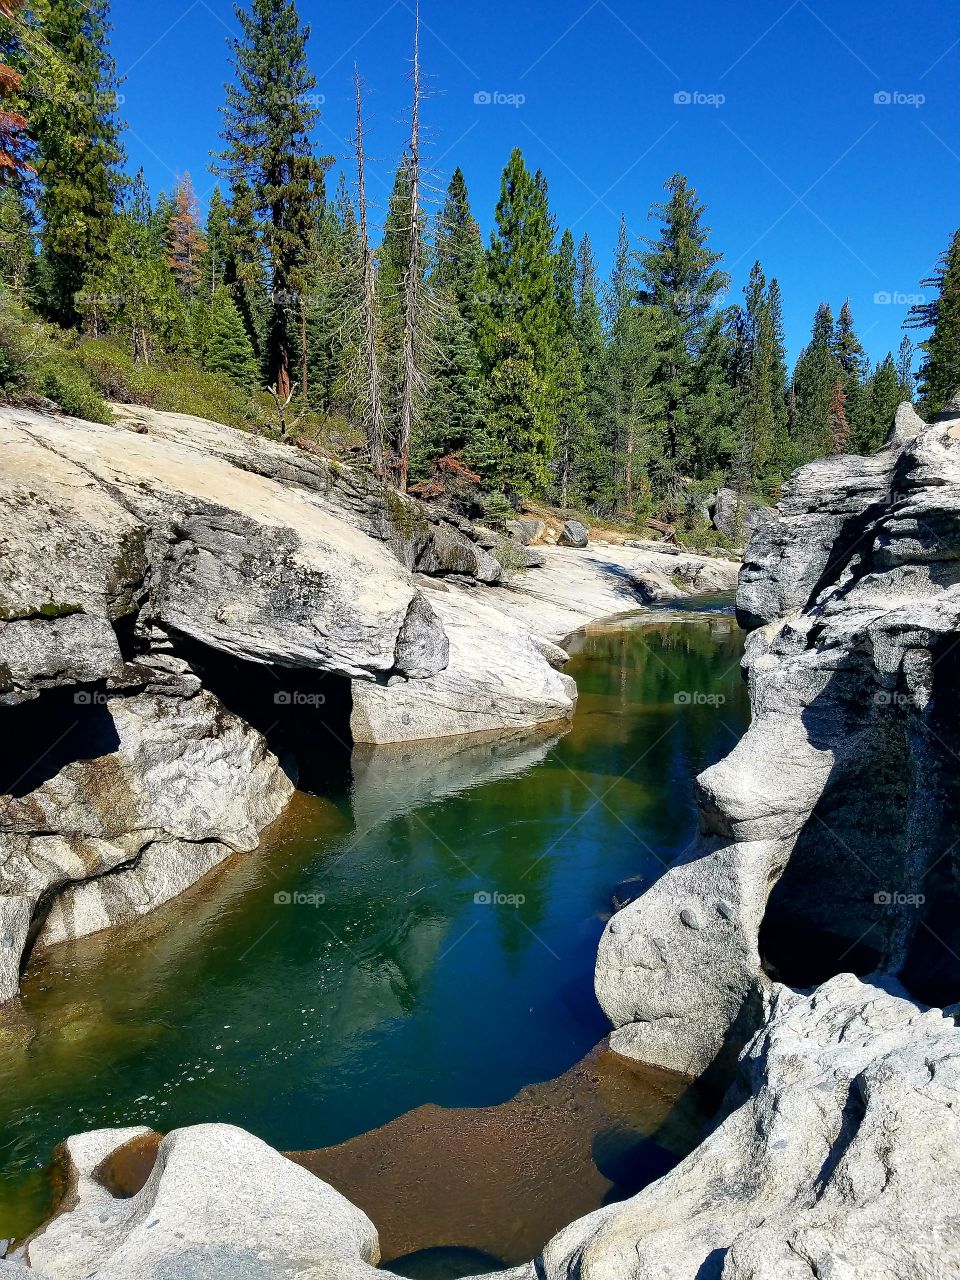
[
  {"xmin": 7, "ymin": 399, "xmax": 960, "ymax": 1279},
  {"xmin": 0, "ymin": 400, "xmax": 735, "ymax": 1002}
]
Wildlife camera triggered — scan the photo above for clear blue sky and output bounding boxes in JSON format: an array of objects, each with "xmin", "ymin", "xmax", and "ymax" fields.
[{"xmin": 112, "ymin": 0, "xmax": 959, "ymax": 366}]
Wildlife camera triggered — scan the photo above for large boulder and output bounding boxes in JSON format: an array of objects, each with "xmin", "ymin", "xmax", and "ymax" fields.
[
  {"xmin": 539, "ymin": 974, "xmax": 960, "ymax": 1279},
  {"xmin": 0, "ymin": 657, "xmax": 294, "ymax": 1002},
  {"xmin": 558, "ymin": 519, "xmax": 589, "ymax": 549},
  {"xmin": 597, "ymin": 400, "xmax": 960, "ymax": 1076},
  {"xmin": 15, "ymin": 1123, "xmax": 380, "ymax": 1279},
  {"xmin": 351, "ymin": 585, "xmax": 577, "ymax": 743},
  {"xmin": 709, "ymin": 486, "xmax": 777, "ymax": 543},
  {"xmin": 0, "ymin": 408, "xmax": 448, "ymax": 689}
]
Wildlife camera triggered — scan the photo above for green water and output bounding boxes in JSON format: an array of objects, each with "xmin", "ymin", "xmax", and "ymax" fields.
[{"xmin": 0, "ymin": 606, "xmax": 748, "ymax": 1239}]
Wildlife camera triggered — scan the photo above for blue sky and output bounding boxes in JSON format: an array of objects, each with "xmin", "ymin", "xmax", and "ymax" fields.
[{"xmin": 112, "ymin": 0, "xmax": 959, "ymax": 366}]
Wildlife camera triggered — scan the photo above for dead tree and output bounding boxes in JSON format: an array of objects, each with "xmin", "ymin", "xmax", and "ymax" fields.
[
  {"xmin": 397, "ymin": 2, "xmax": 424, "ymax": 493},
  {"xmin": 353, "ymin": 65, "xmax": 386, "ymax": 477}
]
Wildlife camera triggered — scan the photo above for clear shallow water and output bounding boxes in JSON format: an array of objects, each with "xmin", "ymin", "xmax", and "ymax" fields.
[{"xmin": 0, "ymin": 608, "xmax": 748, "ymax": 1239}]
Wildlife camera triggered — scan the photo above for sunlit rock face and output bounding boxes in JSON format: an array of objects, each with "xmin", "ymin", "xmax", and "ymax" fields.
[
  {"xmin": 596, "ymin": 399, "xmax": 960, "ymax": 1077},
  {"xmin": 0, "ymin": 402, "xmax": 577, "ymax": 1002}
]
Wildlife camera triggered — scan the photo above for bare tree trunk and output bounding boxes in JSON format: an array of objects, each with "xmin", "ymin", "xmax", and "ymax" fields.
[
  {"xmin": 398, "ymin": 2, "xmax": 422, "ymax": 494},
  {"xmin": 300, "ymin": 305, "xmax": 309, "ymax": 401},
  {"xmin": 560, "ymin": 420, "xmax": 569, "ymax": 510},
  {"xmin": 625, "ymin": 419, "xmax": 635, "ymax": 518},
  {"xmin": 354, "ymin": 66, "xmax": 385, "ymax": 477}
]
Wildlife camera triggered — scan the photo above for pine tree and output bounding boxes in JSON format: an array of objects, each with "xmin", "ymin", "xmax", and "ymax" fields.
[
  {"xmin": 551, "ymin": 227, "xmax": 589, "ymax": 506},
  {"xmin": 906, "ymin": 229, "xmax": 960, "ymax": 417},
  {"xmin": 834, "ymin": 299, "xmax": 869, "ymax": 446},
  {"xmin": 203, "ymin": 187, "xmax": 231, "ymax": 301},
  {"xmin": 225, "ymin": 178, "xmax": 270, "ymax": 379},
  {"xmin": 793, "ymin": 303, "xmax": 840, "ymax": 463},
  {"xmin": 897, "ymin": 335, "xmax": 915, "ymax": 401},
  {"xmin": 573, "ymin": 234, "xmax": 608, "ymax": 507},
  {"xmin": 482, "ymin": 149, "xmax": 559, "ymax": 433},
  {"xmin": 203, "ymin": 285, "xmax": 259, "ymax": 386},
  {"xmin": 863, "ymin": 353, "xmax": 900, "ymax": 451},
  {"xmin": 377, "ymin": 156, "xmax": 423, "ymax": 452},
  {"xmin": 470, "ymin": 325, "xmax": 546, "ymax": 498},
  {"xmin": 28, "ymin": 0, "xmax": 125, "ymax": 324},
  {"xmin": 418, "ymin": 169, "xmax": 485, "ymax": 474},
  {"xmin": 166, "ymin": 173, "xmax": 206, "ymax": 302},
  {"xmin": 733, "ymin": 262, "xmax": 789, "ymax": 496},
  {"xmin": 218, "ymin": 0, "xmax": 324, "ymax": 398},
  {"xmin": 639, "ymin": 173, "xmax": 729, "ymax": 469},
  {"xmin": 606, "ymin": 225, "xmax": 667, "ymax": 518},
  {"xmin": 433, "ymin": 167, "xmax": 484, "ymax": 328}
]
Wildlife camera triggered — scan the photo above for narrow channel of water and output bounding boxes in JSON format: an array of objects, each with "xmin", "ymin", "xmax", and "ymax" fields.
[{"xmin": 0, "ymin": 603, "xmax": 748, "ymax": 1248}]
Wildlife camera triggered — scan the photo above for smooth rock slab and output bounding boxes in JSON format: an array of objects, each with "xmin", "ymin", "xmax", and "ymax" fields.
[
  {"xmin": 19, "ymin": 1123, "xmax": 380, "ymax": 1280},
  {"xmin": 350, "ymin": 586, "xmax": 577, "ymax": 743}
]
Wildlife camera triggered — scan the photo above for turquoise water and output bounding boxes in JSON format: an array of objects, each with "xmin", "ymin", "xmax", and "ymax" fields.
[{"xmin": 0, "ymin": 605, "xmax": 748, "ymax": 1238}]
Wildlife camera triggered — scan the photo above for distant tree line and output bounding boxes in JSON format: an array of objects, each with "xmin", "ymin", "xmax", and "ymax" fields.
[{"xmin": 1, "ymin": 0, "xmax": 957, "ymax": 524}]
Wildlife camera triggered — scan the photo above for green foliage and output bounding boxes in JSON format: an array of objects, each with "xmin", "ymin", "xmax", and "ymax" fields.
[
  {"xmin": 470, "ymin": 325, "xmax": 547, "ymax": 499},
  {"xmin": 79, "ymin": 211, "xmax": 183, "ymax": 363},
  {"xmin": 474, "ymin": 489, "xmax": 515, "ymax": 529},
  {"xmin": 77, "ymin": 337, "xmax": 268, "ymax": 430},
  {"xmin": 792, "ymin": 302, "xmax": 839, "ymax": 465},
  {"xmin": 491, "ymin": 538, "xmax": 530, "ymax": 575},
  {"xmin": 732, "ymin": 262, "xmax": 789, "ymax": 496},
  {"xmin": 217, "ymin": 0, "xmax": 326, "ymax": 393},
  {"xmin": 203, "ymin": 287, "xmax": 259, "ymax": 387},
  {"xmin": 0, "ymin": 287, "xmax": 110, "ymax": 421},
  {"xmin": 639, "ymin": 173, "xmax": 730, "ymax": 467},
  {"xmin": 482, "ymin": 150, "xmax": 559, "ymax": 446},
  {"xmin": 27, "ymin": 0, "xmax": 126, "ymax": 324},
  {"xmin": 907, "ymin": 228, "xmax": 960, "ymax": 418}
]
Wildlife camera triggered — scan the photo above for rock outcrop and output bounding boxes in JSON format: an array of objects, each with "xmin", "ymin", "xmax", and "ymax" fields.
[
  {"xmin": 597, "ymin": 399, "xmax": 960, "ymax": 1075},
  {"xmin": 0, "ymin": 404, "xmax": 577, "ymax": 1000},
  {"xmin": 11, "ymin": 975, "xmax": 958, "ymax": 1280},
  {"xmin": 536, "ymin": 974, "xmax": 960, "ymax": 1279},
  {"xmin": 13, "ymin": 1123, "xmax": 379, "ymax": 1279}
]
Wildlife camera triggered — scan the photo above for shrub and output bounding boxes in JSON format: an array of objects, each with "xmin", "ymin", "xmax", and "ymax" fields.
[
  {"xmin": 32, "ymin": 356, "xmax": 112, "ymax": 424},
  {"xmin": 491, "ymin": 538, "xmax": 530, "ymax": 575},
  {"xmin": 76, "ymin": 338, "xmax": 270, "ymax": 432},
  {"xmin": 0, "ymin": 289, "xmax": 111, "ymax": 423}
]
